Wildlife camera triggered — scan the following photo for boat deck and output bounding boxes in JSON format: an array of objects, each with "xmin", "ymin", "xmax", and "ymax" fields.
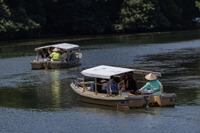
[
  {"xmin": 71, "ymin": 82, "xmax": 147, "ymax": 100},
  {"xmin": 71, "ymin": 82, "xmax": 176, "ymax": 108}
]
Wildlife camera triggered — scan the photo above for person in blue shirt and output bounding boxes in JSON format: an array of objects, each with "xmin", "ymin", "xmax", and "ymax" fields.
[
  {"xmin": 139, "ymin": 73, "xmax": 163, "ymax": 95},
  {"xmin": 107, "ymin": 77, "xmax": 120, "ymax": 95},
  {"xmin": 89, "ymin": 78, "xmax": 102, "ymax": 92},
  {"xmin": 69, "ymin": 50, "xmax": 76, "ymax": 61}
]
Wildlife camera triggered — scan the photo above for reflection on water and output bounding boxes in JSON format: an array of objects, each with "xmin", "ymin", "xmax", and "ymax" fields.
[
  {"xmin": 50, "ymin": 70, "xmax": 61, "ymax": 107},
  {"xmin": 0, "ymin": 30, "xmax": 200, "ymax": 132}
]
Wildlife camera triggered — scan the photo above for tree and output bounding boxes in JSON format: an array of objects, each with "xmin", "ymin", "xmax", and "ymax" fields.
[
  {"xmin": 0, "ymin": 0, "xmax": 16, "ymax": 38},
  {"xmin": 158, "ymin": 0, "xmax": 183, "ymax": 29},
  {"xmin": 0, "ymin": 0, "xmax": 200, "ymax": 40},
  {"xmin": 115, "ymin": 0, "xmax": 155, "ymax": 32},
  {"xmin": 43, "ymin": 0, "xmax": 122, "ymax": 35},
  {"xmin": 196, "ymin": 1, "xmax": 200, "ymax": 10},
  {"xmin": 0, "ymin": 0, "xmax": 41, "ymax": 39}
]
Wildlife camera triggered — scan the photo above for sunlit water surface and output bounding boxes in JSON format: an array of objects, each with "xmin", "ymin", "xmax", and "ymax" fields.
[{"xmin": 0, "ymin": 31, "xmax": 200, "ymax": 133}]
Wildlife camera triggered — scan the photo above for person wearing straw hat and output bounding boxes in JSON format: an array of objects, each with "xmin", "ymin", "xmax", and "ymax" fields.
[
  {"xmin": 49, "ymin": 48, "xmax": 62, "ymax": 61},
  {"xmin": 139, "ymin": 73, "xmax": 163, "ymax": 95}
]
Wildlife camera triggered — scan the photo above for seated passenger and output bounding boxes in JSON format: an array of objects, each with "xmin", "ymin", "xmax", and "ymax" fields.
[
  {"xmin": 107, "ymin": 77, "xmax": 120, "ymax": 95},
  {"xmin": 69, "ymin": 50, "xmax": 76, "ymax": 61},
  {"xmin": 88, "ymin": 78, "xmax": 102, "ymax": 92},
  {"xmin": 66, "ymin": 51, "xmax": 70, "ymax": 62},
  {"xmin": 60, "ymin": 49, "xmax": 68, "ymax": 62},
  {"xmin": 48, "ymin": 47, "xmax": 54, "ymax": 54},
  {"xmin": 101, "ymin": 79, "xmax": 109, "ymax": 93},
  {"xmin": 49, "ymin": 48, "xmax": 62, "ymax": 61},
  {"xmin": 89, "ymin": 82, "xmax": 95, "ymax": 92},
  {"xmin": 139, "ymin": 73, "xmax": 163, "ymax": 95},
  {"xmin": 125, "ymin": 73, "xmax": 138, "ymax": 94},
  {"xmin": 40, "ymin": 48, "xmax": 49, "ymax": 59},
  {"xmin": 118, "ymin": 74, "xmax": 125, "ymax": 91}
]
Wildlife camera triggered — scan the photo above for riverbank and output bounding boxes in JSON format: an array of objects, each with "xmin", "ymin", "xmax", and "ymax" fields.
[{"xmin": 0, "ymin": 29, "xmax": 199, "ymax": 47}]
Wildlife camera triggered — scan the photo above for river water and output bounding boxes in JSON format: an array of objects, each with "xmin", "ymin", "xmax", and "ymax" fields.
[{"xmin": 0, "ymin": 30, "xmax": 200, "ymax": 133}]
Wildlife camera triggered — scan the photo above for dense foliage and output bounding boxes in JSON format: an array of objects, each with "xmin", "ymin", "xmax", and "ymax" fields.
[
  {"xmin": 196, "ymin": 1, "xmax": 200, "ymax": 10},
  {"xmin": 0, "ymin": 0, "xmax": 199, "ymax": 40}
]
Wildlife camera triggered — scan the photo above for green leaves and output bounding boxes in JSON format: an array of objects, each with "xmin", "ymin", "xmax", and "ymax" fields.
[
  {"xmin": 0, "ymin": 0, "xmax": 41, "ymax": 39},
  {"xmin": 0, "ymin": 0, "xmax": 11, "ymax": 18},
  {"xmin": 0, "ymin": 0, "xmax": 199, "ymax": 40},
  {"xmin": 196, "ymin": 1, "xmax": 200, "ymax": 10},
  {"xmin": 115, "ymin": 0, "xmax": 155, "ymax": 32}
]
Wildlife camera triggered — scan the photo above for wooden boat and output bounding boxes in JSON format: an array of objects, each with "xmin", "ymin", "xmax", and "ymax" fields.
[
  {"xmin": 70, "ymin": 65, "xmax": 176, "ymax": 109},
  {"xmin": 31, "ymin": 43, "xmax": 82, "ymax": 69}
]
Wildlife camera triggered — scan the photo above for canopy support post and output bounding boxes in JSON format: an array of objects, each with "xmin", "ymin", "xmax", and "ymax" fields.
[
  {"xmin": 36, "ymin": 51, "xmax": 39, "ymax": 61},
  {"xmin": 78, "ymin": 49, "xmax": 80, "ymax": 58},
  {"xmin": 82, "ymin": 76, "xmax": 85, "ymax": 92},
  {"xmin": 142, "ymin": 72, "xmax": 145, "ymax": 84},
  {"xmin": 95, "ymin": 78, "xmax": 97, "ymax": 95}
]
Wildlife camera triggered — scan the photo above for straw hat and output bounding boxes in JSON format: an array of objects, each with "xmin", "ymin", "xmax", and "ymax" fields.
[
  {"xmin": 145, "ymin": 73, "xmax": 157, "ymax": 81},
  {"xmin": 53, "ymin": 48, "xmax": 60, "ymax": 52}
]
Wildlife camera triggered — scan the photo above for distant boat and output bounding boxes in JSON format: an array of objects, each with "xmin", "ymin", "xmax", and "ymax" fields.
[
  {"xmin": 31, "ymin": 43, "xmax": 82, "ymax": 69},
  {"xmin": 70, "ymin": 65, "xmax": 176, "ymax": 109}
]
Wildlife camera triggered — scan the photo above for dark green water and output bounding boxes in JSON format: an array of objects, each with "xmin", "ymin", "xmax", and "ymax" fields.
[{"xmin": 0, "ymin": 30, "xmax": 200, "ymax": 133}]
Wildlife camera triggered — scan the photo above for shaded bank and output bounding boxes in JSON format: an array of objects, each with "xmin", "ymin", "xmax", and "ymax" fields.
[
  {"xmin": 0, "ymin": 29, "xmax": 199, "ymax": 47},
  {"xmin": 0, "ymin": 0, "xmax": 199, "ymax": 40}
]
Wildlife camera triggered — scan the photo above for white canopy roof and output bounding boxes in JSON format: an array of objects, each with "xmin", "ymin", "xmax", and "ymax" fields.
[
  {"xmin": 81, "ymin": 65, "xmax": 161, "ymax": 79},
  {"xmin": 34, "ymin": 43, "xmax": 79, "ymax": 51},
  {"xmin": 81, "ymin": 65, "xmax": 134, "ymax": 79}
]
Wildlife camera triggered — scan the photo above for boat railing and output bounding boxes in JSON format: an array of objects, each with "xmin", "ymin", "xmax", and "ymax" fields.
[
  {"xmin": 137, "ymin": 80, "xmax": 147, "ymax": 84},
  {"xmin": 74, "ymin": 80, "xmax": 88, "ymax": 90}
]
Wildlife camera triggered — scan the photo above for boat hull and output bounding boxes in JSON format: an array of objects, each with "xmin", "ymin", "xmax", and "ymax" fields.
[
  {"xmin": 70, "ymin": 82, "xmax": 176, "ymax": 109},
  {"xmin": 31, "ymin": 59, "xmax": 80, "ymax": 69},
  {"xmin": 80, "ymin": 95, "xmax": 147, "ymax": 109},
  {"xmin": 148, "ymin": 94, "xmax": 176, "ymax": 107},
  {"xmin": 71, "ymin": 82, "xmax": 147, "ymax": 109}
]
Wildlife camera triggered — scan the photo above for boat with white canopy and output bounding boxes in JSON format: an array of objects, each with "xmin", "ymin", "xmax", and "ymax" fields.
[
  {"xmin": 31, "ymin": 43, "xmax": 82, "ymax": 69},
  {"xmin": 70, "ymin": 65, "xmax": 176, "ymax": 109}
]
